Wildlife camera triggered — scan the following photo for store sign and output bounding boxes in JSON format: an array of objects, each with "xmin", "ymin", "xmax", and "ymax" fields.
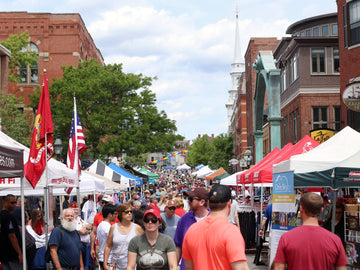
[
  {"xmin": 310, "ymin": 128, "xmax": 334, "ymax": 144},
  {"xmin": 343, "ymin": 82, "xmax": 360, "ymax": 112}
]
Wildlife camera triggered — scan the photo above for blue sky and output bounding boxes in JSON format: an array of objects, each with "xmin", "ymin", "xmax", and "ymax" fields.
[{"xmin": 2, "ymin": 0, "xmax": 337, "ymax": 141}]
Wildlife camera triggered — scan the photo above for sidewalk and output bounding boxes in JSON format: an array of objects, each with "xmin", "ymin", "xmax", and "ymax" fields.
[{"xmin": 246, "ymin": 253, "xmax": 269, "ymax": 270}]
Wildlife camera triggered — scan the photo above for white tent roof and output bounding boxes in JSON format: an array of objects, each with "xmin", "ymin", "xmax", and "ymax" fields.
[
  {"xmin": 273, "ymin": 126, "xmax": 360, "ymax": 174},
  {"xmin": 220, "ymin": 171, "xmax": 246, "ymax": 186},
  {"xmin": 177, "ymin": 164, "xmax": 191, "ymax": 170},
  {"xmin": 0, "ymin": 130, "xmax": 77, "ymax": 190},
  {"xmin": 192, "ymin": 165, "xmax": 214, "ymax": 179}
]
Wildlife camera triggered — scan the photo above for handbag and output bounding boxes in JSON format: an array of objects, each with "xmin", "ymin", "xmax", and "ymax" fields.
[{"xmin": 108, "ymin": 228, "xmax": 131, "ymax": 269}]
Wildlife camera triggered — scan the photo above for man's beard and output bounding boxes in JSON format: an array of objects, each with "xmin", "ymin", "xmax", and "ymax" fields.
[{"xmin": 61, "ymin": 219, "xmax": 77, "ymax": 232}]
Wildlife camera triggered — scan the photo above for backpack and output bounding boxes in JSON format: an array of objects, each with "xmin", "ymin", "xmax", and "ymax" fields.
[{"xmin": 45, "ymin": 226, "xmax": 64, "ymax": 263}]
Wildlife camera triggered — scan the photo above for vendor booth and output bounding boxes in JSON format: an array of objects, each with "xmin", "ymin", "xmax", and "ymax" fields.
[
  {"xmin": 108, "ymin": 162, "xmax": 142, "ymax": 187},
  {"xmin": 271, "ymin": 126, "xmax": 360, "ymax": 268}
]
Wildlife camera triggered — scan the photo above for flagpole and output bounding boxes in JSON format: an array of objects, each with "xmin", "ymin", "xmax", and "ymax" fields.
[{"xmin": 74, "ymin": 95, "xmax": 81, "ymax": 215}]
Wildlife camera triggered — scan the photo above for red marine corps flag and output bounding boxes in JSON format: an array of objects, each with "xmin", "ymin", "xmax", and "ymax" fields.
[{"xmin": 24, "ymin": 73, "xmax": 54, "ymax": 188}]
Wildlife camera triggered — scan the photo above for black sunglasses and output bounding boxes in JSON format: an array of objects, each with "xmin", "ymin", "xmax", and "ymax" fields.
[
  {"xmin": 189, "ymin": 197, "xmax": 201, "ymax": 203},
  {"xmin": 167, "ymin": 207, "xmax": 176, "ymax": 211},
  {"xmin": 143, "ymin": 217, "xmax": 159, "ymax": 223},
  {"xmin": 123, "ymin": 210, "xmax": 132, "ymax": 214},
  {"xmin": 10, "ymin": 201, "xmax": 17, "ymax": 204}
]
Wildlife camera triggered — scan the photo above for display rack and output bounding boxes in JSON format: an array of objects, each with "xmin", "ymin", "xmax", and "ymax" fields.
[{"xmin": 345, "ymin": 209, "xmax": 360, "ymax": 269}]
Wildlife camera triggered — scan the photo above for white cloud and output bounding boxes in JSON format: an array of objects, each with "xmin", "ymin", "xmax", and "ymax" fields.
[{"xmin": 0, "ymin": 0, "xmax": 338, "ymax": 141}]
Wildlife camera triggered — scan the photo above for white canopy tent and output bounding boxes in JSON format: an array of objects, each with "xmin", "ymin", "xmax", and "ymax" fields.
[
  {"xmin": 0, "ymin": 130, "xmax": 77, "ymax": 189},
  {"xmin": 192, "ymin": 165, "xmax": 214, "ymax": 179},
  {"xmin": 273, "ymin": 126, "xmax": 360, "ymax": 175},
  {"xmin": 177, "ymin": 163, "xmax": 191, "ymax": 170}
]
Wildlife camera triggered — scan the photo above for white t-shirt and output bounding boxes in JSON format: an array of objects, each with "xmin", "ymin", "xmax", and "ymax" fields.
[
  {"xmin": 97, "ymin": 220, "xmax": 112, "ymax": 262},
  {"xmin": 82, "ymin": 200, "xmax": 95, "ymax": 223},
  {"xmin": 228, "ymin": 200, "xmax": 239, "ymax": 224},
  {"xmin": 75, "ymin": 217, "xmax": 90, "ymax": 244}
]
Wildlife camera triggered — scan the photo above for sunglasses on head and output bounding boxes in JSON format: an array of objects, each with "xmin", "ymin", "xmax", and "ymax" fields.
[
  {"xmin": 167, "ymin": 206, "xmax": 176, "ymax": 211},
  {"xmin": 189, "ymin": 197, "xmax": 201, "ymax": 203},
  {"xmin": 123, "ymin": 210, "xmax": 132, "ymax": 214},
  {"xmin": 143, "ymin": 217, "xmax": 159, "ymax": 223}
]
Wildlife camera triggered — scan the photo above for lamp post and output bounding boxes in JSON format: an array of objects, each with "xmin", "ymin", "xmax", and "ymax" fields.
[{"xmin": 54, "ymin": 135, "xmax": 63, "ymax": 161}]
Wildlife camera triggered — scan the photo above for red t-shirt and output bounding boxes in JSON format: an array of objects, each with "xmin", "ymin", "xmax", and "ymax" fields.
[
  {"xmin": 274, "ymin": 225, "xmax": 348, "ymax": 270},
  {"xmin": 93, "ymin": 212, "xmax": 119, "ymax": 227},
  {"xmin": 175, "ymin": 208, "xmax": 186, "ymax": 217},
  {"xmin": 183, "ymin": 216, "xmax": 247, "ymax": 270}
]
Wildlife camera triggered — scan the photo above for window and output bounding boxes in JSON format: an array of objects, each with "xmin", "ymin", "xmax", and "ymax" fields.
[
  {"xmin": 332, "ymin": 24, "xmax": 338, "ymax": 35},
  {"xmin": 322, "ymin": 25, "xmax": 329, "ymax": 36},
  {"xmin": 306, "ymin": 29, "xmax": 312, "ymax": 37},
  {"xmin": 313, "ymin": 27, "xmax": 319, "ymax": 37},
  {"xmin": 344, "ymin": 0, "xmax": 360, "ymax": 47},
  {"xmin": 291, "ymin": 52, "xmax": 299, "ymax": 82},
  {"xmin": 282, "ymin": 67, "xmax": 287, "ymax": 92},
  {"xmin": 311, "ymin": 48, "xmax": 325, "ymax": 73},
  {"xmin": 334, "ymin": 106, "xmax": 341, "ymax": 131},
  {"xmin": 333, "ymin": 48, "xmax": 340, "ymax": 72},
  {"xmin": 312, "ymin": 107, "xmax": 328, "ymax": 129},
  {"xmin": 19, "ymin": 42, "xmax": 39, "ymax": 84},
  {"xmin": 300, "ymin": 31, "xmax": 305, "ymax": 37}
]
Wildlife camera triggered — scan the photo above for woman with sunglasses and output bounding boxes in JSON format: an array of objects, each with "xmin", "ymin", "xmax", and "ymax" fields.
[
  {"xmin": 103, "ymin": 203, "xmax": 143, "ymax": 270},
  {"xmin": 127, "ymin": 208, "xmax": 177, "ymax": 270}
]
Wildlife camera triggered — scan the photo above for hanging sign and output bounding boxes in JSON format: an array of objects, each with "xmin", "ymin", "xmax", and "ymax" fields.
[{"xmin": 343, "ymin": 82, "xmax": 360, "ymax": 112}]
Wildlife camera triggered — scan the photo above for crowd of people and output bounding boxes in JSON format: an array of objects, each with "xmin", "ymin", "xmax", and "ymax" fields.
[{"xmin": 0, "ymin": 167, "xmax": 350, "ymax": 270}]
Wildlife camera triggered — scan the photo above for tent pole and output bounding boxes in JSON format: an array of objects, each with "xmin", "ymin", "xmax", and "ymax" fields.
[
  {"xmin": 260, "ymin": 184, "xmax": 264, "ymax": 221},
  {"xmin": 331, "ymin": 190, "xmax": 337, "ymax": 233},
  {"xmin": 21, "ymin": 177, "xmax": 26, "ymax": 270}
]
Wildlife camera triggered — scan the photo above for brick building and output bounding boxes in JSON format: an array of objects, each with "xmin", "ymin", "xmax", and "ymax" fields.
[
  {"xmin": 336, "ymin": 0, "xmax": 360, "ymax": 131},
  {"xmin": 0, "ymin": 12, "xmax": 104, "ymax": 108},
  {"xmin": 273, "ymin": 13, "xmax": 341, "ymax": 147},
  {"xmin": 244, "ymin": 38, "xmax": 279, "ymax": 159},
  {"xmin": 0, "ymin": 44, "xmax": 10, "ymax": 95}
]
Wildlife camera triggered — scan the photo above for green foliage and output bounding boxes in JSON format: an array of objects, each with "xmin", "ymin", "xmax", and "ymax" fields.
[
  {"xmin": 187, "ymin": 133, "xmax": 233, "ymax": 171},
  {"xmin": 208, "ymin": 133, "xmax": 233, "ymax": 170},
  {"xmin": 0, "ymin": 31, "xmax": 38, "ymax": 82},
  {"xmin": 187, "ymin": 135, "xmax": 214, "ymax": 167},
  {"xmin": 0, "ymin": 93, "xmax": 32, "ymax": 146},
  {"xmin": 29, "ymin": 59, "xmax": 180, "ymax": 160}
]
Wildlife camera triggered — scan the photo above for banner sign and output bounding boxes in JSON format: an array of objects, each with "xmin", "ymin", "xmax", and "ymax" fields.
[{"xmin": 0, "ymin": 144, "xmax": 23, "ymax": 178}]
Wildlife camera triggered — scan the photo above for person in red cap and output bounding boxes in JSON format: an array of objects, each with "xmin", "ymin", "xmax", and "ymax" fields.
[{"xmin": 127, "ymin": 208, "xmax": 177, "ymax": 270}]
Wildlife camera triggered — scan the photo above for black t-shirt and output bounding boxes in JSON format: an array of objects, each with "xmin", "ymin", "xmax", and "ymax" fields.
[{"xmin": 0, "ymin": 209, "xmax": 22, "ymax": 262}]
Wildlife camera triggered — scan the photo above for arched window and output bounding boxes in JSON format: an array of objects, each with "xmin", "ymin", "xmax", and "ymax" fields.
[{"xmin": 19, "ymin": 42, "xmax": 39, "ymax": 84}]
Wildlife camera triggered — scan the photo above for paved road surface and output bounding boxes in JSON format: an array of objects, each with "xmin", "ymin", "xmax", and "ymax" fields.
[{"xmin": 246, "ymin": 253, "xmax": 269, "ymax": 270}]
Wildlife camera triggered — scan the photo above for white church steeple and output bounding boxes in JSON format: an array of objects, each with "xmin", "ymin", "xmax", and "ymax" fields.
[{"xmin": 226, "ymin": 8, "xmax": 245, "ymax": 133}]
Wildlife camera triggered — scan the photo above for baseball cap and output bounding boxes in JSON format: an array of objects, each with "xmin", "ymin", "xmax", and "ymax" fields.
[
  {"xmin": 102, "ymin": 195, "xmax": 113, "ymax": 203},
  {"xmin": 209, "ymin": 185, "xmax": 231, "ymax": 204},
  {"xmin": 143, "ymin": 208, "xmax": 161, "ymax": 219},
  {"xmin": 184, "ymin": 187, "xmax": 209, "ymax": 200}
]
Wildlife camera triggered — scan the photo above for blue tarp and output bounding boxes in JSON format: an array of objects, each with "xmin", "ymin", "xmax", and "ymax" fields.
[
  {"xmin": 108, "ymin": 163, "xmax": 143, "ymax": 186},
  {"xmin": 164, "ymin": 165, "xmax": 173, "ymax": 169}
]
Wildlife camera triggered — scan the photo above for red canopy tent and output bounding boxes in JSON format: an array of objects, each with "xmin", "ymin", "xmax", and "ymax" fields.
[
  {"xmin": 252, "ymin": 135, "xmax": 320, "ymax": 184},
  {"xmin": 238, "ymin": 147, "xmax": 281, "ymax": 185}
]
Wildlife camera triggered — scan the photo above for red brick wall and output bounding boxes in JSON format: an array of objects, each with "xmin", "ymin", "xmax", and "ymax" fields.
[
  {"xmin": 337, "ymin": 0, "xmax": 360, "ymax": 127},
  {"xmin": 0, "ymin": 12, "xmax": 103, "ymax": 105}
]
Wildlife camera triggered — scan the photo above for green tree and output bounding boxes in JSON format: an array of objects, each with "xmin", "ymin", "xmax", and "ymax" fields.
[
  {"xmin": 187, "ymin": 133, "xmax": 233, "ymax": 171},
  {"xmin": 208, "ymin": 133, "xmax": 233, "ymax": 171},
  {"xmin": 187, "ymin": 135, "xmax": 213, "ymax": 167},
  {"xmin": 0, "ymin": 93, "xmax": 32, "ymax": 146},
  {"xmin": 29, "ymin": 59, "xmax": 180, "ymax": 160},
  {"xmin": 1, "ymin": 31, "xmax": 38, "ymax": 82}
]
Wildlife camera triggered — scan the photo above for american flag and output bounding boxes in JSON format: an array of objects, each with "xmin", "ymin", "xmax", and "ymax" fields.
[{"xmin": 67, "ymin": 97, "xmax": 86, "ymax": 173}]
